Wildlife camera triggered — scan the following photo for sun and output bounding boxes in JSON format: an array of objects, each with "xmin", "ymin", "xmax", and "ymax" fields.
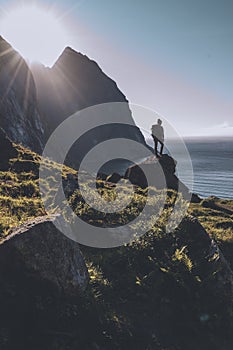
[{"xmin": 0, "ymin": 4, "xmax": 69, "ymax": 67}]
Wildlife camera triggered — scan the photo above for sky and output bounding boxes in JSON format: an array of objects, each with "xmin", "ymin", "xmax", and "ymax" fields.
[{"xmin": 0, "ymin": 0, "xmax": 232, "ymax": 137}]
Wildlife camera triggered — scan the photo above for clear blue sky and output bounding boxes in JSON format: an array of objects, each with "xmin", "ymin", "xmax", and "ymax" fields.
[{"xmin": 0, "ymin": 0, "xmax": 233, "ymax": 137}]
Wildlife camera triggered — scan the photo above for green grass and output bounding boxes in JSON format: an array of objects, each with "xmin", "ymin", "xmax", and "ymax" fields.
[
  {"xmin": 0, "ymin": 143, "xmax": 77, "ymax": 238},
  {"xmin": 189, "ymin": 196, "xmax": 233, "ymax": 269}
]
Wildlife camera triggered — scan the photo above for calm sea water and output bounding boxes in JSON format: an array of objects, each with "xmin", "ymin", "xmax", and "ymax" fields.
[
  {"xmin": 102, "ymin": 137, "xmax": 233, "ymax": 200},
  {"xmin": 176, "ymin": 138, "xmax": 233, "ymax": 199}
]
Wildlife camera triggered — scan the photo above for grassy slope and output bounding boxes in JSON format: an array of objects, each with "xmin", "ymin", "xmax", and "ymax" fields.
[
  {"xmin": 0, "ymin": 144, "xmax": 233, "ymax": 350},
  {"xmin": 189, "ymin": 198, "xmax": 233, "ymax": 268}
]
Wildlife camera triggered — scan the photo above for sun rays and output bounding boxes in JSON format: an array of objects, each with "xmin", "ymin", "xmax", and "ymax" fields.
[{"xmin": 0, "ymin": 3, "xmax": 70, "ymax": 67}]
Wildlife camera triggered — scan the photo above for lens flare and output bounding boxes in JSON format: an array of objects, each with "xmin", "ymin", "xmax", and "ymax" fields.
[{"xmin": 0, "ymin": 3, "xmax": 69, "ymax": 66}]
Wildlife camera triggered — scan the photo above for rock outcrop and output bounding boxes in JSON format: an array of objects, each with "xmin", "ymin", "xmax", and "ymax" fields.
[
  {"xmin": 125, "ymin": 154, "xmax": 195, "ymax": 200},
  {"xmin": 0, "ymin": 215, "xmax": 89, "ymax": 300}
]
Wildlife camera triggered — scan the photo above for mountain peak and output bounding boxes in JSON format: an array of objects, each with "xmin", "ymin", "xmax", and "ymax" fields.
[
  {"xmin": 0, "ymin": 35, "xmax": 7, "ymax": 42},
  {"xmin": 63, "ymin": 46, "xmax": 76, "ymax": 54},
  {"xmin": 53, "ymin": 46, "xmax": 90, "ymax": 69},
  {"xmin": 0, "ymin": 35, "xmax": 13, "ymax": 54}
]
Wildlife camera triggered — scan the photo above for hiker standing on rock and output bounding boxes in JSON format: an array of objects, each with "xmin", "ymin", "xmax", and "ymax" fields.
[{"xmin": 151, "ymin": 119, "xmax": 164, "ymax": 157}]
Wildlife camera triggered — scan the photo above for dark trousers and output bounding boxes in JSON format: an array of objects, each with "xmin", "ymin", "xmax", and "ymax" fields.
[{"xmin": 152, "ymin": 136, "xmax": 164, "ymax": 156}]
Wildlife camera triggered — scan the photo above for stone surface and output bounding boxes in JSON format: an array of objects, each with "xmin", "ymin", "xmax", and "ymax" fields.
[
  {"xmin": 177, "ymin": 216, "xmax": 233, "ymax": 305},
  {"xmin": 0, "ymin": 215, "xmax": 89, "ymax": 298},
  {"xmin": 0, "ymin": 128, "xmax": 18, "ymax": 170},
  {"xmin": 125, "ymin": 154, "xmax": 193, "ymax": 200},
  {"xmin": 31, "ymin": 48, "xmax": 148, "ymax": 168},
  {"xmin": 0, "ymin": 36, "xmax": 44, "ymax": 153}
]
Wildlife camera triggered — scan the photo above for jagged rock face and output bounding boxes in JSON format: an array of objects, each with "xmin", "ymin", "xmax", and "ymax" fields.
[
  {"xmin": 0, "ymin": 128, "xmax": 18, "ymax": 170},
  {"xmin": 0, "ymin": 215, "xmax": 89, "ymax": 300},
  {"xmin": 0, "ymin": 36, "xmax": 44, "ymax": 153},
  {"xmin": 31, "ymin": 48, "xmax": 129, "ymax": 131},
  {"xmin": 0, "ymin": 37, "xmax": 147, "ymax": 158},
  {"xmin": 31, "ymin": 48, "xmax": 147, "ymax": 160}
]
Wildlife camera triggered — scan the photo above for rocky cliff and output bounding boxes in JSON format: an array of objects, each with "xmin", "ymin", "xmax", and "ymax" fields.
[
  {"xmin": 0, "ymin": 37, "xmax": 147, "ymax": 159},
  {"xmin": 31, "ymin": 47, "xmax": 147, "ymax": 167},
  {"xmin": 0, "ymin": 36, "xmax": 44, "ymax": 153},
  {"xmin": 31, "ymin": 48, "xmax": 130, "ymax": 133}
]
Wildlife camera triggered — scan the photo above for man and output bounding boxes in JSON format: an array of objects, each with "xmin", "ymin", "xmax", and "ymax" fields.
[{"xmin": 151, "ymin": 119, "xmax": 164, "ymax": 157}]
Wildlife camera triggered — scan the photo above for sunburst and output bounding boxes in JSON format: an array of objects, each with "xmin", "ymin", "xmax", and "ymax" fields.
[{"xmin": 0, "ymin": 3, "xmax": 70, "ymax": 67}]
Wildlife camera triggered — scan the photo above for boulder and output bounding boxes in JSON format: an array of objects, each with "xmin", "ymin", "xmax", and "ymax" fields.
[
  {"xmin": 125, "ymin": 154, "xmax": 192, "ymax": 199},
  {"xmin": 0, "ymin": 215, "xmax": 89, "ymax": 300},
  {"xmin": 191, "ymin": 193, "xmax": 202, "ymax": 203},
  {"xmin": 177, "ymin": 216, "xmax": 233, "ymax": 307},
  {"xmin": 106, "ymin": 172, "xmax": 122, "ymax": 184}
]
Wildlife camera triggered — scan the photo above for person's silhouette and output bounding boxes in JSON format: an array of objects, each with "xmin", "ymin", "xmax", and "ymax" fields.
[{"xmin": 151, "ymin": 119, "xmax": 164, "ymax": 157}]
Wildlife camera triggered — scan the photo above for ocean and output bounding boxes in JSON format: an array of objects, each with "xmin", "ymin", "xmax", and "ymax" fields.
[
  {"xmin": 100, "ymin": 137, "xmax": 233, "ymax": 200},
  {"xmin": 176, "ymin": 138, "xmax": 233, "ymax": 200},
  {"xmin": 144, "ymin": 136, "xmax": 233, "ymax": 200}
]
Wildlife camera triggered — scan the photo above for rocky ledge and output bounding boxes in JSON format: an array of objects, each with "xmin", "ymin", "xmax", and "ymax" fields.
[{"xmin": 123, "ymin": 154, "xmax": 200, "ymax": 202}]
